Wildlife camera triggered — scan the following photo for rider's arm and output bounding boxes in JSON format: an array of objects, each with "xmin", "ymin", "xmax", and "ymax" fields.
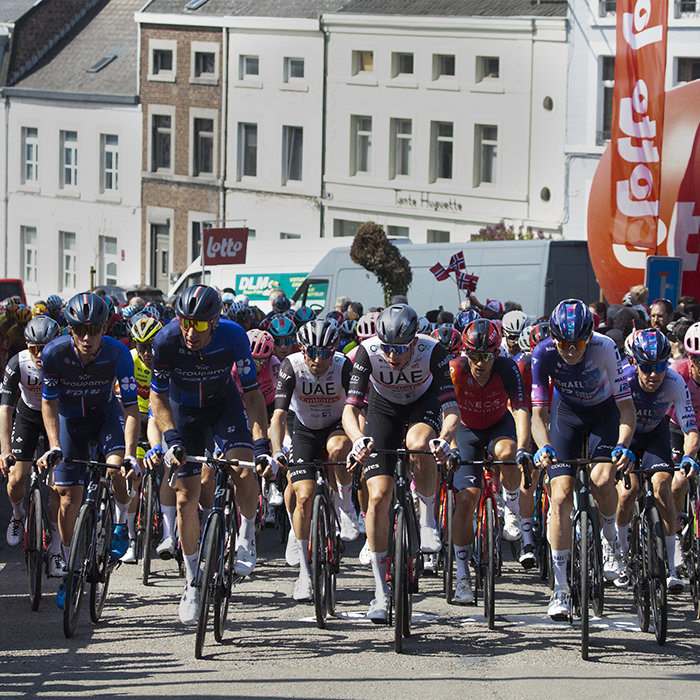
[
  {"xmin": 242, "ymin": 387, "xmax": 269, "ymax": 441},
  {"xmin": 438, "ymin": 405, "xmax": 461, "ymax": 444},
  {"xmin": 342, "ymin": 403, "xmax": 365, "ymax": 444},
  {"xmin": 531, "ymin": 405, "xmax": 551, "ymax": 452},
  {"xmin": 123, "ymin": 403, "xmax": 140, "ymax": 458},
  {"xmin": 150, "ymin": 389, "xmax": 177, "ymax": 434},
  {"xmin": 615, "ymin": 397, "xmax": 636, "ymax": 448},
  {"xmin": 146, "ymin": 414, "xmax": 163, "ymax": 448},
  {"xmin": 41, "ymin": 398, "xmax": 61, "ymax": 449},
  {"xmin": 0, "ymin": 405, "xmax": 13, "ymax": 473},
  {"xmin": 342, "ymin": 345, "xmax": 372, "ymax": 443},
  {"xmin": 269, "ymin": 408, "xmax": 287, "ymax": 454},
  {"xmin": 682, "ymin": 428, "xmax": 699, "ymax": 460},
  {"xmin": 513, "ymin": 406, "xmax": 532, "ymax": 452}
]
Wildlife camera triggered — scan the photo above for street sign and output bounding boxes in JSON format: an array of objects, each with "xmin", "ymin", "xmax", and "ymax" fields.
[{"xmin": 645, "ymin": 256, "xmax": 683, "ymax": 307}]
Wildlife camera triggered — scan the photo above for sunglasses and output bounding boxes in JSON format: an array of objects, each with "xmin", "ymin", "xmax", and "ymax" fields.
[
  {"xmin": 71, "ymin": 323, "xmax": 103, "ymax": 337},
  {"xmin": 274, "ymin": 336, "xmax": 295, "ymax": 347},
  {"xmin": 136, "ymin": 342, "xmax": 153, "ymax": 353},
  {"xmin": 468, "ymin": 351, "xmax": 495, "ymax": 363},
  {"xmin": 637, "ymin": 361, "xmax": 668, "ymax": 375},
  {"xmin": 28, "ymin": 344, "xmax": 46, "ymax": 353},
  {"xmin": 380, "ymin": 344, "xmax": 411, "ymax": 355},
  {"xmin": 178, "ymin": 317, "xmax": 211, "ymax": 332},
  {"xmin": 555, "ymin": 338, "xmax": 589, "ymax": 352},
  {"xmin": 305, "ymin": 347, "xmax": 334, "ymax": 360}
]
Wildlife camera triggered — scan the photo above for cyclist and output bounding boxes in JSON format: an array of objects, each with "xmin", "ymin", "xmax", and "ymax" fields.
[
  {"xmin": 430, "ymin": 326, "xmax": 463, "ymax": 359},
  {"xmin": 0, "ymin": 316, "xmax": 65, "ymax": 575},
  {"xmin": 37, "ymin": 293, "xmax": 140, "ymax": 608},
  {"xmin": 448, "ymin": 319, "xmax": 533, "ymax": 602},
  {"xmin": 150, "ymin": 284, "xmax": 274, "ymax": 624},
  {"xmin": 532, "ymin": 299, "xmax": 636, "ymax": 619},
  {"xmin": 342, "ymin": 304, "xmax": 460, "ymax": 620},
  {"xmin": 268, "ymin": 315, "xmax": 298, "ymax": 363},
  {"xmin": 244, "ymin": 329, "xmax": 280, "ymax": 422},
  {"xmin": 614, "ymin": 329, "xmax": 698, "ymax": 592},
  {"xmin": 45, "ymin": 295, "xmax": 65, "ymax": 326},
  {"xmin": 270, "ymin": 319, "xmax": 356, "ymax": 601},
  {"xmin": 501, "ymin": 310, "xmax": 530, "ymax": 361}
]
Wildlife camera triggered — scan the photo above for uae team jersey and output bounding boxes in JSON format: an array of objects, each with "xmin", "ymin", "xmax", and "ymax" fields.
[
  {"xmin": 275, "ymin": 352, "xmax": 352, "ymax": 430},
  {"xmin": 1, "ymin": 350, "xmax": 43, "ymax": 410},
  {"xmin": 151, "ymin": 318, "xmax": 258, "ymax": 408},
  {"xmin": 42, "ymin": 335, "xmax": 137, "ymax": 418},
  {"xmin": 668, "ymin": 358, "xmax": 700, "ymax": 428},
  {"xmin": 531, "ymin": 333, "xmax": 630, "ymax": 409}
]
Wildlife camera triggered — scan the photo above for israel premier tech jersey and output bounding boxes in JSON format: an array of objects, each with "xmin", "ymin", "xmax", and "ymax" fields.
[
  {"xmin": 41, "ymin": 335, "xmax": 137, "ymax": 418},
  {"xmin": 151, "ymin": 318, "xmax": 258, "ymax": 408}
]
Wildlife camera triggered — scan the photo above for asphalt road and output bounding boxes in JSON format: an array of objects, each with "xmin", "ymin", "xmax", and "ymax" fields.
[{"xmin": 1, "ymin": 495, "xmax": 700, "ymax": 700}]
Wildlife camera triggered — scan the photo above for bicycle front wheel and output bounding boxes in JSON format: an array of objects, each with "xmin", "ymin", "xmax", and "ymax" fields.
[
  {"xmin": 647, "ymin": 507, "xmax": 667, "ymax": 646},
  {"xmin": 629, "ymin": 511, "xmax": 650, "ymax": 632},
  {"xmin": 90, "ymin": 497, "xmax": 114, "ymax": 623},
  {"xmin": 484, "ymin": 499, "xmax": 496, "ymax": 630},
  {"xmin": 588, "ymin": 498, "xmax": 605, "ymax": 619},
  {"xmin": 443, "ymin": 488, "xmax": 454, "ymax": 602},
  {"xmin": 214, "ymin": 512, "xmax": 238, "ymax": 643},
  {"xmin": 141, "ymin": 474, "xmax": 156, "ymax": 586},
  {"xmin": 195, "ymin": 514, "xmax": 222, "ymax": 659},
  {"xmin": 27, "ymin": 487, "xmax": 44, "ymax": 611},
  {"xmin": 393, "ymin": 507, "xmax": 412, "ymax": 653},
  {"xmin": 311, "ymin": 495, "xmax": 329, "ymax": 629},
  {"xmin": 64, "ymin": 506, "xmax": 94, "ymax": 638}
]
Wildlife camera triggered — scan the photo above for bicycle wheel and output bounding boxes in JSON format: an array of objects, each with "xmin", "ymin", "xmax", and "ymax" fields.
[
  {"xmin": 484, "ymin": 499, "xmax": 496, "ymax": 630},
  {"xmin": 536, "ymin": 482, "xmax": 550, "ymax": 584},
  {"xmin": 195, "ymin": 514, "xmax": 222, "ymax": 659},
  {"xmin": 64, "ymin": 506, "xmax": 94, "ymax": 638},
  {"xmin": 588, "ymin": 498, "xmax": 605, "ymax": 619},
  {"xmin": 443, "ymin": 488, "xmax": 454, "ymax": 602},
  {"xmin": 647, "ymin": 507, "xmax": 667, "ymax": 645},
  {"xmin": 311, "ymin": 495, "xmax": 329, "ymax": 629},
  {"xmin": 578, "ymin": 510, "xmax": 590, "ymax": 661},
  {"xmin": 393, "ymin": 507, "xmax": 411, "ymax": 653},
  {"xmin": 27, "ymin": 487, "xmax": 44, "ymax": 611},
  {"xmin": 90, "ymin": 497, "xmax": 114, "ymax": 624},
  {"xmin": 214, "ymin": 513, "xmax": 237, "ymax": 643},
  {"xmin": 141, "ymin": 474, "xmax": 156, "ymax": 586},
  {"xmin": 629, "ymin": 511, "xmax": 650, "ymax": 633}
]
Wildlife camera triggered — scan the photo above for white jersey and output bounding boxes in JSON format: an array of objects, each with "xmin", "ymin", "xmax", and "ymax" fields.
[{"xmin": 1, "ymin": 349, "xmax": 43, "ymax": 411}]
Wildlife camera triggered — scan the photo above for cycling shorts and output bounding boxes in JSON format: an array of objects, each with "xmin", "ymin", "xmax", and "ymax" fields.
[
  {"xmin": 453, "ymin": 412, "xmax": 516, "ymax": 492},
  {"xmin": 288, "ymin": 416, "xmax": 345, "ymax": 483},
  {"xmin": 547, "ymin": 393, "xmax": 619, "ymax": 479},
  {"xmin": 54, "ymin": 401, "xmax": 126, "ymax": 487},
  {"xmin": 669, "ymin": 419, "xmax": 684, "ymax": 465},
  {"xmin": 171, "ymin": 388, "xmax": 253, "ymax": 479},
  {"xmin": 10, "ymin": 400, "xmax": 47, "ymax": 461},
  {"xmin": 630, "ymin": 419, "xmax": 674, "ymax": 473},
  {"xmin": 363, "ymin": 385, "xmax": 441, "ymax": 480}
]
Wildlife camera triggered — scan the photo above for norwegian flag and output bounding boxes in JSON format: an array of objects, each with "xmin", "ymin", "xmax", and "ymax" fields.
[
  {"xmin": 457, "ymin": 272, "xmax": 478, "ymax": 293},
  {"xmin": 430, "ymin": 262, "xmax": 450, "ymax": 281},
  {"xmin": 446, "ymin": 251, "xmax": 465, "ymax": 273}
]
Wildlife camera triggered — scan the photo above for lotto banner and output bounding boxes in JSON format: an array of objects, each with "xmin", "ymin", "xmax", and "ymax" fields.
[
  {"xmin": 202, "ymin": 228, "xmax": 248, "ymax": 265},
  {"xmin": 610, "ymin": 0, "xmax": 668, "ymax": 249}
]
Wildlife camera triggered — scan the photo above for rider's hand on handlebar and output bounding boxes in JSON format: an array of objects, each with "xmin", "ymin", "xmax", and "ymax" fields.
[
  {"xmin": 38, "ymin": 447, "xmax": 63, "ymax": 472},
  {"xmin": 164, "ymin": 444, "xmax": 186, "ymax": 468},
  {"xmin": 611, "ymin": 444, "xmax": 635, "ymax": 474},
  {"xmin": 347, "ymin": 436, "xmax": 374, "ymax": 467},
  {"xmin": 143, "ymin": 444, "xmax": 164, "ymax": 471},
  {"xmin": 256, "ymin": 454, "xmax": 279, "ymax": 478},
  {"xmin": 0, "ymin": 452, "xmax": 14, "ymax": 477},
  {"xmin": 272, "ymin": 451, "xmax": 289, "ymax": 471},
  {"xmin": 680, "ymin": 454, "xmax": 699, "ymax": 477},
  {"xmin": 429, "ymin": 437, "xmax": 452, "ymax": 464},
  {"xmin": 121, "ymin": 455, "xmax": 141, "ymax": 480},
  {"xmin": 533, "ymin": 444, "xmax": 556, "ymax": 469}
]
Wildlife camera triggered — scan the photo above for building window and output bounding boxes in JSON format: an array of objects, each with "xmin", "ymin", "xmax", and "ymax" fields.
[
  {"xmin": 148, "ymin": 40, "xmax": 177, "ymax": 82},
  {"xmin": 193, "ymin": 118, "xmax": 214, "ymax": 176},
  {"xmin": 333, "ymin": 220, "xmax": 360, "ymax": 237},
  {"xmin": 677, "ymin": 57, "xmax": 700, "ymax": 84},
  {"xmin": 60, "ymin": 231, "xmax": 77, "ymax": 291},
  {"xmin": 352, "ymin": 50, "xmax": 374, "ymax": 75},
  {"xmin": 433, "ymin": 54, "xmax": 455, "ymax": 79},
  {"xmin": 600, "ymin": 0, "xmax": 617, "ymax": 16},
  {"xmin": 280, "ymin": 232, "xmax": 301, "ymax": 239},
  {"xmin": 195, "ymin": 52, "xmax": 215, "ymax": 77},
  {"xmin": 153, "ymin": 50, "xmax": 172, "ymax": 74},
  {"xmin": 247, "ymin": 229, "xmax": 256, "ymax": 239},
  {"xmin": 238, "ymin": 123, "xmax": 257, "ymax": 178},
  {"xmin": 283, "ymin": 126, "xmax": 303, "ymax": 183},
  {"xmin": 101, "ymin": 134, "xmax": 118, "ymax": 192},
  {"xmin": 21, "ymin": 226, "xmax": 38, "ymax": 284},
  {"xmin": 392, "ymin": 53, "xmax": 414, "ymax": 77},
  {"xmin": 191, "ymin": 222, "xmax": 203, "ymax": 263},
  {"xmin": 190, "ymin": 41, "xmax": 219, "ymax": 84},
  {"xmin": 284, "ymin": 57, "xmax": 304, "ymax": 82},
  {"xmin": 387, "ymin": 226, "xmax": 409, "ymax": 238},
  {"xmin": 598, "ymin": 56, "xmax": 615, "ymax": 145},
  {"xmin": 428, "ymin": 229, "xmax": 450, "ymax": 243},
  {"xmin": 240, "ymin": 55, "xmax": 259, "ymax": 79},
  {"xmin": 676, "ymin": 1, "xmax": 700, "ymax": 18},
  {"xmin": 476, "ymin": 56, "xmax": 499, "ymax": 82},
  {"xmin": 100, "ymin": 236, "xmax": 118, "ymax": 285},
  {"xmin": 432, "ymin": 122, "xmax": 453, "ymax": 181},
  {"xmin": 391, "ymin": 119, "xmax": 412, "ymax": 178},
  {"xmin": 152, "ymin": 114, "xmax": 172, "ymax": 171},
  {"xmin": 351, "ymin": 116, "xmax": 372, "ymax": 175},
  {"xmin": 475, "ymin": 125, "xmax": 498, "ymax": 186},
  {"xmin": 22, "ymin": 127, "xmax": 39, "ymax": 183},
  {"xmin": 60, "ymin": 131, "xmax": 78, "ymax": 187}
]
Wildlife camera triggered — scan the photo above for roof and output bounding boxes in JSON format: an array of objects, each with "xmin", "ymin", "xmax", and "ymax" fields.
[
  {"xmin": 337, "ymin": 0, "xmax": 568, "ymax": 17},
  {"xmin": 12, "ymin": 0, "xmax": 141, "ymax": 95},
  {"xmin": 141, "ymin": 0, "xmax": 345, "ymax": 19},
  {"xmin": 0, "ymin": 0, "xmax": 41, "ymax": 24}
]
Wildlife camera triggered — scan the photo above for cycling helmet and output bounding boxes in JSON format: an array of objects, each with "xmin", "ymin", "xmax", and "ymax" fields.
[
  {"xmin": 685, "ymin": 322, "xmax": 700, "ymax": 355},
  {"xmin": 630, "ymin": 328, "xmax": 671, "ymax": 364},
  {"xmin": 175, "ymin": 285, "xmax": 221, "ymax": 321},
  {"xmin": 624, "ymin": 331, "xmax": 635, "ymax": 360},
  {"xmin": 502, "ymin": 310, "xmax": 531, "ymax": 338},
  {"xmin": 161, "ymin": 305, "xmax": 176, "ymax": 322},
  {"xmin": 549, "ymin": 299, "xmax": 594, "ymax": 342},
  {"xmin": 45, "ymin": 294, "xmax": 63, "ymax": 312},
  {"xmin": 529, "ymin": 321, "xmax": 551, "ymax": 350},
  {"xmin": 24, "ymin": 316, "xmax": 60, "ymax": 345},
  {"xmin": 145, "ymin": 301, "xmax": 165, "ymax": 318},
  {"xmin": 4, "ymin": 303, "xmax": 20, "ymax": 320},
  {"xmin": 454, "ymin": 309, "xmax": 481, "ymax": 332},
  {"xmin": 108, "ymin": 319, "xmax": 129, "ymax": 340},
  {"xmin": 462, "ymin": 319, "xmax": 502, "ymax": 353},
  {"xmin": 131, "ymin": 315, "xmax": 163, "ymax": 343},
  {"xmin": 376, "ymin": 304, "xmax": 418, "ymax": 345},
  {"xmin": 357, "ymin": 312, "xmax": 380, "ymax": 339},
  {"xmin": 518, "ymin": 325, "xmax": 534, "ymax": 353},
  {"xmin": 325, "ymin": 310, "xmax": 345, "ymax": 326},
  {"xmin": 431, "ymin": 326, "xmax": 463, "ymax": 356},
  {"xmin": 65, "ymin": 293, "xmax": 110, "ymax": 326},
  {"xmin": 296, "ymin": 319, "xmax": 340, "ymax": 349},
  {"xmin": 32, "ymin": 303, "xmax": 48, "ymax": 317},
  {"xmin": 273, "ymin": 295, "xmax": 291, "ymax": 314},
  {"xmin": 102, "ymin": 296, "xmax": 115, "ymax": 315},
  {"xmin": 293, "ymin": 306, "xmax": 317, "ymax": 326},
  {"xmin": 268, "ymin": 314, "xmax": 296, "ymax": 339},
  {"xmin": 9, "ymin": 295, "xmax": 24, "ymax": 305},
  {"xmin": 417, "ymin": 316, "xmax": 432, "ymax": 335},
  {"xmin": 228, "ymin": 301, "xmax": 254, "ymax": 324},
  {"xmin": 339, "ymin": 318, "xmax": 357, "ymax": 338},
  {"xmin": 247, "ymin": 329, "xmax": 275, "ymax": 359},
  {"xmin": 122, "ymin": 305, "xmax": 140, "ymax": 323},
  {"xmin": 222, "ymin": 292, "xmax": 235, "ymax": 305}
]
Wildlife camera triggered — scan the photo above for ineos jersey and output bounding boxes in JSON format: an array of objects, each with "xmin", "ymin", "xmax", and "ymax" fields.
[
  {"xmin": 42, "ymin": 335, "xmax": 137, "ymax": 418},
  {"xmin": 531, "ymin": 334, "xmax": 630, "ymax": 409},
  {"xmin": 346, "ymin": 336, "xmax": 457, "ymax": 409},
  {"xmin": 275, "ymin": 352, "xmax": 352, "ymax": 430},
  {"xmin": 1, "ymin": 350, "xmax": 43, "ymax": 410},
  {"xmin": 151, "ymin": 318, "xmax": 258, "ymax": 408}
]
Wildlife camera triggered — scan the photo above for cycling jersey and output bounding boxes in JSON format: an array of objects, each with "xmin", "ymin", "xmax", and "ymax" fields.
[
  {"xmin": 1, "ymin": 349, "xmax": 43, "ymax": 411},
  {"xmin": 623, "ymin": 364, "xmax": 697, "ymax": 434},
  {"xmin": 531, "ymin": 333, "xmax": 630, "ymax": 409},
  {"xmin": 499, "ymin": 339, "xmax": 522, "ymax": 362},
  {"xmin": 131, "ymin": 348, "xmax": 151, "ymax": 415},
  {"xmin": 668, "ymin": 358, "xmax": 700, "ymax": 428},
  {"xmin": 151, "ymin": 318, "xmax": 258, "ymax": 408},
  {"xmin": 42, "ymin": 335, "xmax": 137, "ymax": 418},
  {"xmin": 516, "ymin": 354, "xmax": 533, "ymax": 410},
  {"xmin": 275, "ymin": 351, "xmax": 352, "ymax": 430},
  {"xmin": 233, "ymin": 355, "xmax": 279, "ymax": 406},
  {"xmin": 346, "ymin": 336, "xmax": 456, "ymax": 409},
  {"xmin": 449, "ymin": 355, "xmax": 528, "ymax": 430}
]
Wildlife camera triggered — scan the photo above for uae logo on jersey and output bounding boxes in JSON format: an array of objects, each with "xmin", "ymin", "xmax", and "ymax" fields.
[
  {"xmin": 120, "ymin": 376, "xmax": 137, "ymax": 393},
  {"xmin": 237, "ymin": 358, "xmax": 253, "ymax": 376}
]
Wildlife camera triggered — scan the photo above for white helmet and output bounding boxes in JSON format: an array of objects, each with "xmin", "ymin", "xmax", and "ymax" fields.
[
  {"xmin": 684, "ymin": 322, "xmax": 700, "ymax": 355},
  {"xmin": 502, "ymin": 310, "xmax": 530, "ymax": 338}
]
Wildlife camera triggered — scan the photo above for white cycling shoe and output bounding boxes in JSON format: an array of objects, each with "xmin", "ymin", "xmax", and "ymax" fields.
[
  {"xmin": 234, "ymin": 537, "xmax": 257, "ymax": 576},
  {"xmin": 179, "ymin": 584, "xmax": 200, "ymax": 625}
]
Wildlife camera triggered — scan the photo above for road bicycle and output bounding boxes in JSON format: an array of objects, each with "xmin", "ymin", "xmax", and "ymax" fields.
[
  {"xmin": 678, "ymin": 472, "xmax": 700, "ymax": 619},
  {"xmin": 438, "ymin": 455, "xmax": 457, "ymax": 602},
  {"xmin": 534, "ymin": 465, "xmax": 553, "ymax": 588},
  {"xmin": 135, "ymin": 451, "xmax": 161, "ymax": 586}
]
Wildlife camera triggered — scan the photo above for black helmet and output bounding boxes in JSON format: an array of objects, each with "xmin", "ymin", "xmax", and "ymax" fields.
[
  {"xmin": 376, "ymin": 304, "xmax": 418, "ymax": 345},
  {"xmin": 24, "ymin": 316, "xmax": 61, "ymax": 344},
  {"xmin": 175, "ymin": 285, "xmax": 221, "ymax": 321},
  {"xmin": 64, "ymin": 293, "xmax": 109, "ymax": 326}
]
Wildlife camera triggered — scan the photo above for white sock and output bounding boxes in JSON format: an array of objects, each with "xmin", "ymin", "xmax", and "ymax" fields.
[
  {"xmin": 49, "ymin": 522, "xmax": 61, "ymax": 554},
  {"xmin": 600, "ymin": 512, "xmax": 616, "ymax": 542},
  {"xmin": 338, "ymin": 482, "xmax": 354, "ymax": 513},
  {"xmin": 417, "ymin": 492, "xmax": 436, "ymax": 529},
  {"xmin": 184, "ymin": 552, "xmax": 199, "ymax": 586},
  {"xmin": 126, "ymin": 512, "xmax": 137, "ymax": 540},
  {"xmin": 551, "ymin": 548, "xmax": 570, "ymax": 589},
  {"xmin": 298, "ymin": 539, "xmax": 311, "ymax": 578},
  {"xmin": 503, "ymin": 489, "xmax": 520, "ymax": 516},
  {"xmin": 11, "ymin": 499, "xmax": 25, "ymax": 520},
  {"xmin": 287, "ymin": 510, "xmax": 294, "ymax": 527},
  {"xmin": 239, "ymin": 515, "xmax": 256, "ymax": 541},
  {"xmin": 666, "ymin": 535, "xmax": 677, "ymax": 573},
  {"xmin": 161, "ymin": 505, "xmax": 176, "ymax": 539},
  {"xmin": 61, "ymin": 542, "xmax": 70, "ymax": 563},
  {"xmin": 370, "ymin": 550, "xmax": 390, "ymax": 600},
  {"xmin": 616, "ymin": 523, "xmax": 630, "ymax": 554},
  {"xmin": 521, "ymin": 517, "xmax": 535, "ymax": 547},
  {"xmin": 114, "ymin": 500, "xmax": 130, "ymax": 525},
  {"xmin": 454, "ymin": 544, "xmax": 472, "ymax": 579}
]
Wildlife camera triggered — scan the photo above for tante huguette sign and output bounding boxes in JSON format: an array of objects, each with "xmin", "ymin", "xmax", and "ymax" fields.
[{"xmin": 203, "ymin": 228, "xmax": 248, "ymax": 265}]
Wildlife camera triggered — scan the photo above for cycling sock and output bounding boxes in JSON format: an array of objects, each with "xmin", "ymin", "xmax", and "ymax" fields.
[
  {"xmin": 114, "ymin": 500, "xmax": 130, "ymax": 525},
  {"xmin": 338, "ymin": 482, "xmax": 354, "ymax": 513},
  {"xmin": 298, "ymin": 539, "xmax": 311, "ymax": 578},
  {"xmin": 521, "ymin": 517, "xmax": 535, "ymax": 547},
  {"xmin": 417, "ymin": 492, "xmax": 437, "ymax": 529},
  {"xmin": 551, "ymin": 548, "xmax": 570, "ymax": 588},
  {"xmin": 454, "ymin": 544, "xmax": 472, "ymax": 579},
  {"xmin": 11, "ymin": 500, "xmax": 25, "ymax": 519},
  {"xmin": 49, "ymin": 522, "xmax": 61, "ymax": 554},
  {"xmin": 62, "ymin": 542, "xmax": 70, "ymax": 564},
  {"xmin": 239, "ymin": 515, "xmax": 256, "ymax": 541},
  {"xmin": 126, "ymin": 512, "xmax": 137, "ymax": 540},
  {"xmin": 184, "ymin": 552, "xmax": 199, "ymax": 586},
  {"xmin": 503, "ymin": 489, "xmax": 520, "ymax": 516},
  {"xmin": 161, "ymin": 505, "xmax": 176, "ymax": 539},
  {"xmin": 370, "ymin": 551, "xmax": 390, "ymax": 599},
  {"xmin": 287, "ymin": 510, "xmax": 294, "ymax": 528},
  {"xmin": 666, "ymin": 535, "xmax": 676, "ymax": 572},
  {"xmin": 600, "ymin": 512, "xmax": 616, "ymax": 541},
  {"xmin": 616, "ymin": 523, "xmax": 630, "ymax": 554}
]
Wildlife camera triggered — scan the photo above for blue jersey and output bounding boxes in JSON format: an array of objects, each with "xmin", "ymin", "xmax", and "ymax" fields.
[
  {"xmin": 151, "ymin": 318, "xmax": 258, "ymax": 408},
  {"xmin": 42, "ymin": 335, "xmax": 137, "ymax": 418}
]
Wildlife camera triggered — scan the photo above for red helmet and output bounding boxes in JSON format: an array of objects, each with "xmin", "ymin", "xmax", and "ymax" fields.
[
  {"xmin": 247, "ymin": 329, "xmax": 274, "ymax": 359},
  {"xmin": 529, "ymin": 321, "xmax": 551, "ymax": 350},
  {"xmin": 462, "ymin": 319, "xmax": 502, "ymax": 353},
  {"xmin": 430, "ymin": 326, "xmax": 463, "ymax": 356}
]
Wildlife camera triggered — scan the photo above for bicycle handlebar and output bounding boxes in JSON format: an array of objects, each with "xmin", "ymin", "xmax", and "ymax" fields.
[
  {"xmin": 618, "ymin": 465, "xmax": 681, "ymax": 491},
  {"xmin": 187, "ymin": 451, "xmax": 256, "ymax": 470}
]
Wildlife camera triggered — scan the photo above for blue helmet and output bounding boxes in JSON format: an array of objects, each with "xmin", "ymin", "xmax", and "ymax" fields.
[
  {"xmin": 293, "ymin": 305, "xmax": 317, "ymax": 326},
  {"xmin": 45, "ymin": 294, "xmax": 63, "ymax": 312},
  {"xmin": 176, "ymin": 285, "xmax": 221, "ymax": 321},
  {"xmin": 454, "ymin": 309, "xmax": 481, "ymax": 332},
  {"xmin": 268, "ymin": 314, "xmax": 296, "ymax": 339},
  {"xmin": 630, "ymin": 328, "xmax": 671, "ymax": 364},
  {"xmin": 549, "ymin": 299, "xmax": 594, "ymax": 342}
]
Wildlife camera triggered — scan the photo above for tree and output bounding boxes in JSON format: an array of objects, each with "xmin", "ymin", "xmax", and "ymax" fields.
[{"xmin": 350, "ymin": 222, "xmax": 412, "ymax": 307}]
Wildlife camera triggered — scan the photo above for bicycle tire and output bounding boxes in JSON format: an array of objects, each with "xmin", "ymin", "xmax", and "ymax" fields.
[
  {"xmin": 90, "ymin": 497, "xmax": 114, "ymax": 624},
  {"xmin": 588, "ymin": 497, "xmax": 605, "ymax": 619},
  {"xmin": 64, "ymin": 506, "xmax": 94, "ymax": 638},
  {"xmin": 647, "ymin": 507, "xmax": 667, "ymax": 645},
  {"xmin": 27, "ymin": 487, "xmax": 44, "ymax": 611},
  {"xmin": 195, "ymin": 514, "xmax": 222, "ymax": 659},
  {"xmin": 141, "ymin": 474, "xmax": 155, "ymax": 586},
  {"xmin": 579, "ymin": 510, "xmax": 590, "ymax": 661},
  {"xmin": 687, "ymin": 494, "xmax": 700, "ymax": 619},
  {"xmin": 311, "ymin": 495, "xmax": 329, "ymax": 628},
  {"xmin": 443, "ymin": 488, "xmax": 454, "ymax": 602},
  {"xmin": 484, "ymin": 499, "xmax": 496, "ymax": 630},
  {"xmin": 214, "ymin": 514, "xmax": 237, "ymax": 643},
  {"xmin": 393, "ymin": 507, "xmax": 409, "ymax": 653},
  {"xmin": 630, "ymin": 511, "xmax": 650, "ymax": 632}
]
